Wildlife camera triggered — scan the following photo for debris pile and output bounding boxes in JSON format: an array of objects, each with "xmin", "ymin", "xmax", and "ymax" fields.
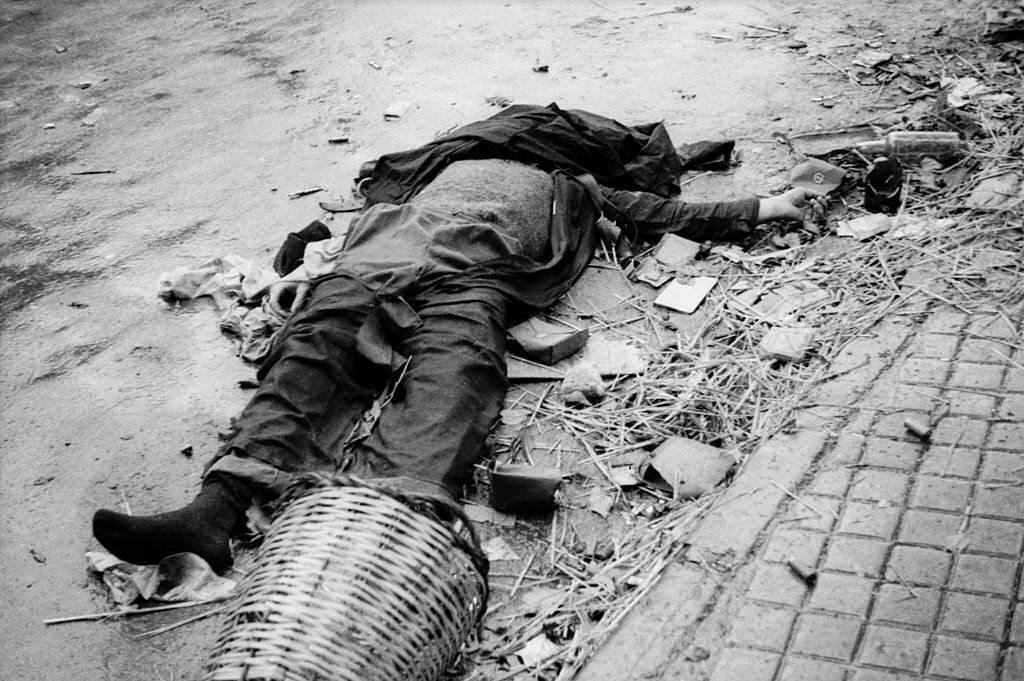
[
  {"xmin": 457, "ymin": 24, "xmax": 1024, "ymax": 681},
  {"xmin": 103, "ymin": 13, "xmax": 1024, "ymax": 678}
]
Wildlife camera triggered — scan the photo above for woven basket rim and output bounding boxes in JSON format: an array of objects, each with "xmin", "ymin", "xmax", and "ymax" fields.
[{"xmin": 276, "ymin": 473, "xmax": 490, "ymax": 586}]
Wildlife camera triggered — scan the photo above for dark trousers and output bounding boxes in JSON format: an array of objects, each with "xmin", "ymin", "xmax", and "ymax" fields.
[{"xmin": 211, "ymin": 274, "xmax": 510, "ymax": 497}]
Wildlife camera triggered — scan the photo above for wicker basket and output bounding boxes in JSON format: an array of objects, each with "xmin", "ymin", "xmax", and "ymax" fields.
[{"xmin": 200, "ymin": 476, "xmax": 488, "ymax": 681}]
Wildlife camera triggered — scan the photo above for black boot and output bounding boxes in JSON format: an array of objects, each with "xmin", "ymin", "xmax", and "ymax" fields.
[{"xmin": 92, "ymin": 474, "xmax": 250, "ymax": 572}]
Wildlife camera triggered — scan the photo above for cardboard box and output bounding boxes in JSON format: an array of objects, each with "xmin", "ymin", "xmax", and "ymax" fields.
[{"xmin": 508, "ymin": 317, "xmax": 589, "ymax": 365}]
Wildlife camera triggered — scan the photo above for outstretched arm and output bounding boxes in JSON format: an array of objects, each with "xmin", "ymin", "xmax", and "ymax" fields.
[{"xmin": 601, "ymin": 186, "xmax": 822, "ymax": 242}]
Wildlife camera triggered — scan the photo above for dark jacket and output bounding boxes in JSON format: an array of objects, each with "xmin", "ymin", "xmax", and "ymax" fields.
[
  {"xmin": 360, "ymin": 103, "xmax": 685, "ymax": 206},
  {"xmin": 357, "ymin": 103, "xmax": 756, "ymax": 314}
]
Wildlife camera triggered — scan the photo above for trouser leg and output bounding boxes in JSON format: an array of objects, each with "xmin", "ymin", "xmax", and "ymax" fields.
[
  {"xmin": 352, "ymin": 286, "xmax": 510, "ymax": 496},
  {"xmin": 208, "ymin": 276, "xmax": 388, "ymax": 493}
]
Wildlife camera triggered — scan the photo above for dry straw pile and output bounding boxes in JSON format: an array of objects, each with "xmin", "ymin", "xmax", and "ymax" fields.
[{"xmin": 464, "ymin": 45, "xmax": 1024, "ymax": 681}]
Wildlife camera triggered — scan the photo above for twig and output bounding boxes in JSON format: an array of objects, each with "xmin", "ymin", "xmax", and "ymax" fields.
[
  {"xmin": 942, "ymin": 417, "xmax": 968, "ymax": 476},
  {"xmin": 527, "ymin": 384, "xmax": 554, "ymax": 427},
  {"xmin": 771, "ymin": 480, "xmax": 839, "ymax": 519},
  {"xmin": 44, "ymin": 598, "xmax": 226, "ymax": 626},
  {"xmin": 886, "ymin": 564, "xmax": 919, "ymax": 598},
  {"xmin": 509, "ymin": 551, "xmax": 538, "ymax": 599},
  {"xmin": 679, "ymin": 171, "xmax": 712, "ymax": 188},
  {"xmin": 621, "ymin": 7, "xmax": 694, "ymax": 20},
  {"xmin": 132, "ymin": 604, "xmax": 228, "ymax": 640},
  {"xmin": 818, "ymin": 55, "xmax": 862, "ymax": 86},
  {"xmin": 549, "ymin": 510, "xmax": 558, "ymax": 569},
  {"xmin": 740, "ymin": 22, "xmax": 788, "ymax": 34}
]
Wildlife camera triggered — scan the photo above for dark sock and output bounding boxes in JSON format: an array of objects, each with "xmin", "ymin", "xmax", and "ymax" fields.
[{"xmin": 92, "ymin": 475, "xmax": 250, "ymax": 572}]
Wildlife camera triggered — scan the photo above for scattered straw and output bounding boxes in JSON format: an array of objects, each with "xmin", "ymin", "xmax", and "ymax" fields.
[{"xmin": 465, "ymin": 47, "xmax": 1024, "ymax": 678}]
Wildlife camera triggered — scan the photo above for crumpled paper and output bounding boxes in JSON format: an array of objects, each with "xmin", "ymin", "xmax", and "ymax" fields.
[
  {"xmin": 514, "ymin": 633, "xmax": 562, "ymax": 666},
  {"xmin": 86, "ymin": 550, "xmax": 236, "ymax": 605},
  {"xmin": 944, "ymin": 76, "xmax": 989, "ymax": 108}
]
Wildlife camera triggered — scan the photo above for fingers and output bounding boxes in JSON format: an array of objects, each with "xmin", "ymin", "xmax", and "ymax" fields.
[
  {"xmin": 802, "ymin": 196, "xmax": 828, "ymax": 228},
  {"xmin": 785, "ymin": 187, "xmax": 812, "ymax": 206},
  {"xmin": 267, "ymin": 283, "xmax": 289, "ymax": 318},
  {"xmin": 290, "ymin": 283, "xmax": 310, "ymax": 313},
  {"xmin": 761, "ymin": 191, "xmax": 830, "ymax": 225},
  {"xmin": 267, "ymin": 281, "xmax": 311, "ymax": 317}
]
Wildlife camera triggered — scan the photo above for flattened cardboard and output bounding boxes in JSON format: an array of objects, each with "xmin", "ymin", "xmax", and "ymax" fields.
[
  {"xmin": 506, "ymin": 336, "xmax": 647, "ymax": 382},
  {"xmin": 634, "ymin": 235, "xmax": 701, "ymax": 288},
  {"xmin": 966, "ymin": 171, "xmax": 1023, "ymax": 210},
  {"xmin": 506, "ymin": 357, "xmax": 564, "ymax": 381},
  {"xmin": 642, "ymin": 437, "xmax": 736, "ymax": 499},
  {"xmin": 890, "ymin": 215, "xmax": 957, "ymax": 239},
  {"xmin": 653, "ymin": 277, "xmax": 717, "ymax": 313},
  {"xmin": 838, "ymin": 214, "xmax": 892, "ymax": 240},
  {"xmin": 578, "ymin": 337, "xmax": 646, "ymax": 376},
  {"xmin": 634, "ymin": 257, "xmax": 675, "ymax": 287},
  {"xmin": 759, "ymin": 326, "xmax": 816, "ymax": 362},
  {"xmin": 751, "ymin": 284, "xmax": 831, "ymax": 323},
  {"xmin": 653, "ymin": 234, "xmax": 701, "ymax": 266},
  {"xmin": 482, "ymin": 536, "xmax": 521, "ymax": 561}
]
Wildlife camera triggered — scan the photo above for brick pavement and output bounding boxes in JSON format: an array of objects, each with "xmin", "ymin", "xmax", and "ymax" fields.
[{"xmin": 578, "ymin": 304, "xmax": 1024, "ymax": 681}]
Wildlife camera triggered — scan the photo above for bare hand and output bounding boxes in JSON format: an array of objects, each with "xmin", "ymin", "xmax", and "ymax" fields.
[
  {"xmin": 758, "ymin": 188, "xmax": 827, "ymax": 224},
  {"xmin": 267, "ymin": 280, "xmax": 311, "ymax": 317}
]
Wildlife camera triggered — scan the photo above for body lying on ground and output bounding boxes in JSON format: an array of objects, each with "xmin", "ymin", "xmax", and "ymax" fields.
[{"xmin": 92, "ymin": 103, "xmax": 815, "ymax": 571}]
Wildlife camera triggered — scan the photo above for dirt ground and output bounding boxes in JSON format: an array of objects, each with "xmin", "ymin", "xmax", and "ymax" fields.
[{"xmin": 0, "ymin": 1, "xmax": 983, "ymax": 679}]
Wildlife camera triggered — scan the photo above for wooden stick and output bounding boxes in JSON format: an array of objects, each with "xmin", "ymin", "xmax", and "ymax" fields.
[
  {"xmin": 771, "ymin": 480, "xmax": 839, "ymax": 519},
  {"xmin": 132, "ymin": 605, "xmax": 228, "ymax": 640},
  {"xmin": 44, "ymin": 598, "xmax": 225, "ymax": 626},
  {"xmin": 527, "ymin": 384, "xmax": 554, "ymax": 427},
  {"xmin": 549, "ymin": 510, "xmax": 558, "ymax": 569},
  {"xmin": 740, "ymin": 22, "xmax": 788, "ymax": 34},
  {"xmin": 509, "ymin": 551, "xmax": 538, "ymax": 599}
]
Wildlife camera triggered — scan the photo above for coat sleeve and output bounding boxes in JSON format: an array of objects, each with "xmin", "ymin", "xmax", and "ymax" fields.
[
  {"xmin": 279, "ymin": 235, "xmax": 350, "ymax": 281},
  {"xmin": 600, "ymin": 187, "xmax": 759, "ymax": 243}
]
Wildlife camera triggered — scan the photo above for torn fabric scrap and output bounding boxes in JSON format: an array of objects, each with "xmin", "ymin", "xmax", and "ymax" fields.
[
  {"xmin": 158, "ymin": 255, "xmax": 279, "ymax": 307},
  {"xmin": 86, "ymin": 550, "xmax": 236, "ymax": 604}
]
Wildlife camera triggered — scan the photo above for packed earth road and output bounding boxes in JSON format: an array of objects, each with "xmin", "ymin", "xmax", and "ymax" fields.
[{"xmin": 0, "ymin": 1, "xmax": 1014, "ymax": 680}]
